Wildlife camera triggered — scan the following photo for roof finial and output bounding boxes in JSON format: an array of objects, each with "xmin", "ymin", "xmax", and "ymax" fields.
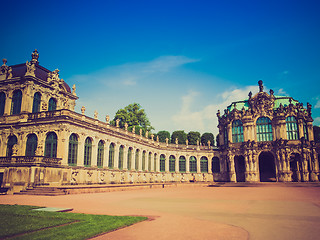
[
  {"xmin": 258, "ymin": 80, "xmax": 263, "ymax": 92},
  {"xmin": 2, "ymin": 59, "xmax": 7, "ymax": 66},
  {"xmin": 31, "ymin": 49, "xmax": 39, "ymax": 64}
]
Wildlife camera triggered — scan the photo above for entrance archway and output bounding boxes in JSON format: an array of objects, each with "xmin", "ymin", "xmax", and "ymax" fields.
[
  {"xmin": 290, "ymin": 153, "xmax": 302, "ymax": 182},
  {"xmin": 234, "ymin": 155, "xmax": 246, "ymax": 182},
  {"xmin": 259, "ymin": 151, "xmax": 276, "ymax": 182}
]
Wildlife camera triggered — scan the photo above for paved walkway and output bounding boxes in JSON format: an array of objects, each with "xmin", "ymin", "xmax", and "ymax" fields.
[{"xmin": 1, "ymin": 185, "xmax": 320, "ymax": 240}]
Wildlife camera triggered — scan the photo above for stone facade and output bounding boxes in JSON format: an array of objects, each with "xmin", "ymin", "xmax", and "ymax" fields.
[
  {"xmin": 0, "ymin": 51, "xmax": 319, "ymax": 193},
  {"xmin": 217, "ymin": 80, "xmax": 319, "ymax": 183}
]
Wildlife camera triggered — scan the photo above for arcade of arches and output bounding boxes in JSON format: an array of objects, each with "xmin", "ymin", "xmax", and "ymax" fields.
[{"xmin": 0, "ymin": 51, "xmax": 319, "ymax": 193}]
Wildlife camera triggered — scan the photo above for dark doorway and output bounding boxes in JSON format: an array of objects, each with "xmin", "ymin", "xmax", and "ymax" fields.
[
  {"xmin": 0, "ymin": 172, "xmax": 3, "ymax": 187},
  {"xmin": 259, "ymin": 151, "xmax": 277, "ymax": 182},
  {"xmin": 234, "ymin": 155, "xmax": 246, "ymax": 182},
  {"xmin": 290, "ymin": 154, "xmax": 302, "ymax": 182}
]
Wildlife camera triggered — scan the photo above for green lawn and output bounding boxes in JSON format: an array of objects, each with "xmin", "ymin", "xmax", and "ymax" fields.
[{"xmin": 0, "ymin": 205, "xmax": 147, "ymax": 240}]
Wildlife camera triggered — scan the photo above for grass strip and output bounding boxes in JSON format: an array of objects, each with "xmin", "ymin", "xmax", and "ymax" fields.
[{"xmin": 0, "ymin": 205, "xmax": 147, "ymax": 240}]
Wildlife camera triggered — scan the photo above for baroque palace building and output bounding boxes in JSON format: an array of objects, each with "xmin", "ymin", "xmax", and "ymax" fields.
[{"xmin": 0, "ymin": 51, "xmax": 319, "ymax": 193}]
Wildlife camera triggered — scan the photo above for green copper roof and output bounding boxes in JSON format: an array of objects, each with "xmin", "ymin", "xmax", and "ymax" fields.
[{"xmin": 227, "ymin": 96, "xmax": 300, "ymax": 112}]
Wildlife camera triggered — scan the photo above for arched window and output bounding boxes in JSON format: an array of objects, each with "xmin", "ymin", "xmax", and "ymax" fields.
[
  {"xmin": 169, "ymin": 155, "xmax": 175, "ymax": 172},
  {"xmin": 84, "ymin": 137, "xmax": 92, "ymax": 167},
  {"xmin": 11, "ymin": 90, "xmax": 22, "ymax": 115},
  {"xmin": 224, "ymin": 127, "xmax": 228, "ymax": 145},
  {"xmin": 200, "ymin": 156, "xmax": 208, "ymax": 173},
  {"xmin": 0, "ymin": 92, "xmax": 5, "ymax": 116},
  {"xmin": 48, "ymin": 98, "xmax": 57, "ymax": 111},
  {"xmin": 135, "ymin": 149, "xmax": 140, "ymax": 170},
  {"xmin": 256, "ymin": 117, "xmax": 273, "ymax": 142},
  {"xmin": 179, "ymin": 156, "xmax": 186, "ymax": 172},
  {"xmin": 303, "ymin": 121, "xmax": 309, "ymax": 140},
  {"xmin": 212, "ymin": 157, "xmax": 220, "ymax": 173},
  {"xmin": 142, "ymin": 151, "xmax": 146, "ymax": 170},
  {"xmin": 189, "ymin": 156, "xmax": 197, "ymax": 173},
  {"xmin": 45, "ymin": 132, "xmax": 57, "ymax": 158},
  {"xmin": 148, "ymin": 152, "xmax": 152, "ymax": 171},
  {"xmin": 32, "ymin": 92, "xmax": 41, "ymax": 113},
  {"xmin": 286, "ymin": 116, "xmax": 299, "ymax": 140},
  {"xmin": 232, "ymin": 120, "xmax": 244, "ymax": 143},
  {"xmin": 108, "ymin": 143, "xmax": 115, "ymax": 168},
  {"xmin": 97, "ymin": 140, "xmax": 104, "ymax": 168},
  {"xmin": 6, "ymin": 135, "xmax": 17, "ymax": 157},
  {"xmin": 127, "ymin": 147, "xmax": 132, "ymax": 170},
  {"xmin": 68, "ymin": 134, "xmax": 78, "ymax": 166},
  {"xmin": 118, "ymin": 145, "xmax": 124, "ymax": 169},
  {"xmin": 160, "ymin": 154, "xmax": 165, "ymax": 172},
  {"xmin": 25, "ymin": 134, "xmax": 37, "ymax": 156}
]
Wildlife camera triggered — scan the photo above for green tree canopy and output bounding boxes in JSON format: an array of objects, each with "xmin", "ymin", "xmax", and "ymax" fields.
[
  {"xmin": 187, "ymin": 131, "xmax": 201, "ymax": 145},
  {"xmin": 171, "ymin": 130, "xmax": 187, "ymax": 144},
  {"xmin": 216, "ymin": 134, "xmax": 220, "ymax": 147},
  {"xmin": 157, "ymin": 131, "xmax": 170, "ymax": 143},
  {"xmin": 201, "ymin": 132, "xmax": 215, "ymax": 146},
  {"xmin": 313, "ymin": 126, "xmax": 320, "ymax": 143},
  {"xmin": 111, "ymin": 103, "xmax": 154, "ymax": 132}
]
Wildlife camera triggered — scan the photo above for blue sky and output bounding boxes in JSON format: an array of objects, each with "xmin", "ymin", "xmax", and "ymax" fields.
[{"xmin": 2, "ymin": 0, "xmax": 320, "ymax": 135}]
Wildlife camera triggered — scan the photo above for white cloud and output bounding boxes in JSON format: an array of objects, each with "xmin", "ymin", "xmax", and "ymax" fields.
[
  {"xmin": 314, "ymin": 117, "xmax": 320, "ymax": 126},
  {"xmin": 277, "ymin": 88, "xmax": 288, "ymax": 96},
  {"xmin": 315, "ymin": 99, "xmax": 320, "ymax": 109},
  {"xmin": 171, "ymin": 85, "xmax": 258, "ymax": 135}
]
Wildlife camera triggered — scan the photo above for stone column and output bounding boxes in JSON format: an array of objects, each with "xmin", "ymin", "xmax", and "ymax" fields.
[
  {"xmin": 0, "ymin": 134, "xmax": 8, "ymax": 156},
  {"xmin": 227, "ymin": 124, "xmax": 232, "ymax": 144},
  {"xmin": 297, "ymin": 119, "xmax": 304, "ymax": 140},
  {"xmin": 113, "ymin": 144, "xmax": 119, "ymax": 170},
  {"xmin": 186, "ymin": 155, "xmax": 190, "ymax": 173},
  {"xmin": 208, "ymin": 154, "xmax": 213, "ymax": 174},
  {"xmin": 57, "ymin": 130, "xmax": 69, "ymax": 166},
  {"xmin": 77, "ymin": 137, "xmax": 84, "ymax": 167},
  {"xmin": 155, "ymin": 153, "xmax": 159, "ymax": 172},
  {"xmin": 175, "ymin": 154, "xmax": 179, "ymax": 173},
  {"xmin": 123, "ymin": 146, "xmax": 128, "ymax": 170},
  {"xmin": 197, "ymin": 155, "xmax": 201, "ymax": 173},
  {"xmin": 165, "ymin": 154, "xmax": 169, "ymax": 172},
  {"xmin": 104, "ymin": 141, "xmax": 110, "ymax": 168},
  {"xmin": 21, "ymin": 86, "xmax": 31, "ymax": 113},
  {"xmin": 91, "ymin": 141, "xmax": 98, "ymax": 167},
  {"xmin": 228, "ymin": 154, "xmax": 236, "ymax": 182},
  {"xmin": 307, "ymin": 122, "xmax": 314, "ymax": 141},
  {"xmin": 4, "ymin": 91, "xmax": 12, "ymax": 115}
]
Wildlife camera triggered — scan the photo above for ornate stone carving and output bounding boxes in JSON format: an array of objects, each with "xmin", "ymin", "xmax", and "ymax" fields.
[
  {"xmin": 81, "ymin": 106, "xmax": 86, "ymax": 115},
  {"xmin": 25, "ymin": 61, "xmax": 36, "ymax": 77}
]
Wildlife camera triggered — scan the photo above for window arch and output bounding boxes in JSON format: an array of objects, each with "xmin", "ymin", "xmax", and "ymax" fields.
[
  {"xmin": 160, "ymin": 154, "xmax": 165, "ymax": 172},
  {"xmin": 0, "ymin": 92, "xmax": 5, "ymax": 116},
  {"xmin": 189, "ymin": 156, "xmax": 197, "ymax": 173},
  {"xmin": 142, "ymin": 151, "xmax": 146, "ymax": 170},
  {"xmin": 200, "ymin": 156, "xmax": 208, "ymax": 173},
  {"xmin": 84, "ymin": 137, "xmax": 92, "ymax": 167},
  {"xmin": 32, "ymin": 92, "xmax": 41, "ymax": 113},
  {"xmin": 97, "ymin": 140, "xmax": 104, "ymax": 168},
  {"xmin": 45, "ymin": 132, "xmax": 57, "ymax": 158},
  {"xmin": 135, "ymin": 149, "xmax": 140, "ymax": 170},
  {"xmin": 108, "ymin": 143, "xmax": 115, "ymax": 168},
  {"xmin": 179, "ymin": 156, "xmax": 186, "ymax": 172},
  {"xmin": 256, "ymin": 117, "xmax": 273, "ymax": 141},
  {"xmin": 48, "ymin": 98, "xmax": 57, "ymax": 111},
  {"xmin": 169, "ymin": 155, "xmax": 175, "ymax": 172},
  {"xmin": 68, "ymin": 134, "xmax": 78, "ymax": 166},
  {"xmin": 11, "ymin": 90, "xmax": 22, "ymax": 115},
  {"xmin": 127, "ymin": 147, "xmax": 132, "ymax": 170},
  {"xmin": 25, "ymin": 134, "xmax": 38, "ymax": 156},
  {"xmin": 6, "ymin": 135, "xmax": 17, "ymax": 157},
  {"xmin": 148, "ymin": 152, "xmax": 152, "ymax": 171},
  {"xmin": 118, "ymin": 145, "xmax": 124, "ymax": 169},
  {"xmin": 286, "ymin": 116, "xmax": 299, "ymax": 140},
  {"xmin": 212, "ymin": 157, "xmax": 220, "ymax": 173},
  {"xmin": 232, "ymin": 120, "xmax": 244, "ymax": 143}
]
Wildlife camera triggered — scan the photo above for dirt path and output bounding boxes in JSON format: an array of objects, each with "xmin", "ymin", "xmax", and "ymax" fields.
[{"xmin": 1, "ymin": 185, "xmax": 320, "ymax": 240}]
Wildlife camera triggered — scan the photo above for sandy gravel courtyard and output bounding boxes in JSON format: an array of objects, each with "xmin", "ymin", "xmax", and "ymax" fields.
[{"xmin": 1, "ymin": 184, "xmax": 320, "ymax": 240}]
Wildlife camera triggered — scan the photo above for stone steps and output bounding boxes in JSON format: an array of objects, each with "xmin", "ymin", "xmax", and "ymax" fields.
[{"xmin": 15, "ymin": 187, "xmax": 67, "ymax": 196}]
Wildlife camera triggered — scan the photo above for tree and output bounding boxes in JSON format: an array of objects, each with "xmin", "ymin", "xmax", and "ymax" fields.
[
  {"xmin": 111, "ymin": 103, "xmax": 154, "ymax": 132},
  {"xmin": 201, "ymin": 132, "xmax": 215, "ymax": 146},
  {"xmin": 314, "ymin": 126, "xmax": 320, "ymax": 143},
  {"xmin": 157, "ymin": 131, "xmax": 170, "ymax": 143},
  {"xmin": 187, "ymin": 131, "xmax": 201, "ymax": 145},
  {"xmin": 171, "ymin": 130, "xmax": 187, "ymax": 144},
  {"xmin": 216, "ymin": 134, "xmax": 220, "ymax": 147}
]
